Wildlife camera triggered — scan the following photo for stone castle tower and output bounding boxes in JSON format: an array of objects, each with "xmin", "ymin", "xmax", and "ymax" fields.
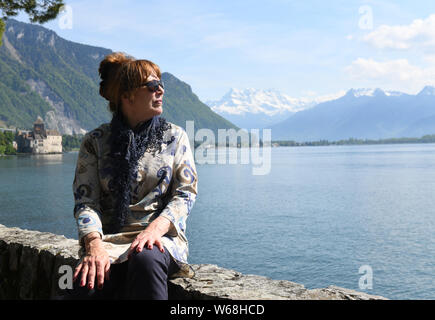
[{"xmin": 16, "ymin": 117, "xmax": 62, "ymax": 154}]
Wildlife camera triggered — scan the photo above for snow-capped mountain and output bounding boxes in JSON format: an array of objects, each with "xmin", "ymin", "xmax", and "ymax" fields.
[
  {"xmin": 347, "ymin": 88, "xmax": 380, "ymax": 97},
  {"xmin": 418, "ymin": 85, "xmax": 435, "ymax": 96},
  {"xmin": 270, "ymin": 86, "xmax": 435, "ymax": 141},
  {"xmin": 206, "ymin": 88, "xmax": 345, "ymax": 129},
  {"xmin": 347, "ymin": 88, "xmax": 405, "ymax": 97}
]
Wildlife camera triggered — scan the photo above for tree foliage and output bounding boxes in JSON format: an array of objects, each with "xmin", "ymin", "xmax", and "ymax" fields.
[
  {"xmin": 62, "ymin": 134, "xmax": 83, "ymax": 151},
  {"xmin": 0, "ymin": 130, "xmax": 15, "ymax": 155},
  {"xmin": 0, "ymin": 0, "xmax": 64, "ymax": 45},
  {"xmin": 0, "ymin": 17, "xmax": 4, "ymax": 44},
  {"xmin": 273, "ymin": 134, "xmax": 435, "ymax": 147}
]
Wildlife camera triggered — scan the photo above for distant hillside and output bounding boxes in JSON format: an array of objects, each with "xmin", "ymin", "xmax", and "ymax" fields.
[
  {"xmin": 270, "ymin": 87, "xmax": 435, "ymax": 141},
  {"xmin": 0, "ymin": 19, "xmax": 237, "ymax": 134},
  {"xmin": 0, "ymin": 18, "xmax": 112, "ymax": 133}
]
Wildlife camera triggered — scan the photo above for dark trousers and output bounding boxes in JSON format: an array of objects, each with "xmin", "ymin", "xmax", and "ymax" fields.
[{"xmin": 59, "ymin": 246, "xmax": 180, "ymax": 300}]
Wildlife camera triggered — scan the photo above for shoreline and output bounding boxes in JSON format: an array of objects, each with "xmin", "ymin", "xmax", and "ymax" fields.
[{"xmin": 2, "ymin": 141, "xmax": 435, "ymax": 158}]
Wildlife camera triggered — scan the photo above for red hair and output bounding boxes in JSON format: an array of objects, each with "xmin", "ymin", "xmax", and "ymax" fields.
[{"xmin": 98, "ymin": 52, "xmax": 161, "ymax": 114}]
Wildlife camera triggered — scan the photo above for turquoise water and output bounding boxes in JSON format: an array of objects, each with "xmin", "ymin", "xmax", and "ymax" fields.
[{"xmin": 1, "ymin": 144, "xmax": 434, "ymax": 299}]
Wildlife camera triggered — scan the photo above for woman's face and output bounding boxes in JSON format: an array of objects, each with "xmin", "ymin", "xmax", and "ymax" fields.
[{"xmin": 122, "ymin": 73, "xmax": 164, "ymax": 124}]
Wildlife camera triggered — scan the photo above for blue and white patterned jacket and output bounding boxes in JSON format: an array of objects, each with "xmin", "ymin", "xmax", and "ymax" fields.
[{"xmin": 72, "ymin": 122, "xmax": 198, "ymax": 276}]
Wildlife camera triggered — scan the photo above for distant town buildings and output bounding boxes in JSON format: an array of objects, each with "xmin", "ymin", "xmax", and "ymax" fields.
[{"xmin": 16, "ymin": 117, "xmax": 62, "ymax": 154}]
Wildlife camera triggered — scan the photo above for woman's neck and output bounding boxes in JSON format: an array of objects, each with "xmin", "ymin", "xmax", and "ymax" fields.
[{"xmin": 121, "ymin": 110, "xmax": 153, "ymax": 129}]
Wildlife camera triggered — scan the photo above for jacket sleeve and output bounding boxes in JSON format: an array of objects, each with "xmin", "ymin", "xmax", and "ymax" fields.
[
  {"xmin": 72, "ymin": 133, "xmax": 104, "ymax": 245},
  {"xmin": 159, "ymin": 129, "xmax": 198, "ymax": 237}
]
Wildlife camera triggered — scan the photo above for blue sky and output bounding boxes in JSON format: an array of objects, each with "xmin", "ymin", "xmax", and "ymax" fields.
[{"xmin": 12, "ymin": 0, "xmax": 435, "ymax": 102}]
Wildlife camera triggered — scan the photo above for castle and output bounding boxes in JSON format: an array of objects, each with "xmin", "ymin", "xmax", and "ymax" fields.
[{"xmin": 16, "ymin": 117, "xmax": 62, "ymax": 154}]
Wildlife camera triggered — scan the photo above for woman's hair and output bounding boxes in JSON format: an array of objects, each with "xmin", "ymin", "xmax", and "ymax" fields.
[{"xmin": 98, "ymin": 52, "xmax": 162, "ymax": 114}]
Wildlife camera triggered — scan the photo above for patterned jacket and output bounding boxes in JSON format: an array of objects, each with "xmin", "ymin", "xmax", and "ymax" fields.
[{"xmin": 72, "ymin": 122, "xmax": 198, "ymax": 276}]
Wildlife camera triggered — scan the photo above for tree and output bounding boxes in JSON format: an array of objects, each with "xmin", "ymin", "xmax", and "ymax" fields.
[
  {"xmin": 0, "ymin": 0, "xmax": 65, "ymax": 46},
  {"xmin": 0, "ymin": 17, "xmax": 4, "ymax": 44}
]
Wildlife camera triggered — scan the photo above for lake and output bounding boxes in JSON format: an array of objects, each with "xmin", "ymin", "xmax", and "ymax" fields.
[{"xmin": 0, "ymin": 143, "xmax": 434, "ymax": 299}]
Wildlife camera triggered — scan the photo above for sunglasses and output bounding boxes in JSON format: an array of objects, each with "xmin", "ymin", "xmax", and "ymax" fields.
[{"xmin": 142, "ymin": 80, "xmax": 165, "ymax": 92}]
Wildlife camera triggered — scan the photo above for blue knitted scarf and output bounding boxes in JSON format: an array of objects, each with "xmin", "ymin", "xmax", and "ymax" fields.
[{"xmin": 107, "ymin": 112, "xmax": 171, "ymax": 233}]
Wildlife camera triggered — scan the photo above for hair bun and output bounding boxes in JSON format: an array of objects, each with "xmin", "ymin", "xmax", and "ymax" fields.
[{"xmin": 98, "ymin": 52, "xmax": 134, "ymax": 101}]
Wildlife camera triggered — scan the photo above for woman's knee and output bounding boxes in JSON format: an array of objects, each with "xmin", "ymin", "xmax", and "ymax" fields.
[
  {"xmin": 125, "ymin": 247, "xmax": 173, "ymax": 299},
  {"xmin": 128, "ymin": 246, "xmax": 168, "ymax": 272}
]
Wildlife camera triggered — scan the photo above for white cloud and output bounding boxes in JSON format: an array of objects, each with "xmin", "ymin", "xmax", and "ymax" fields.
[
  {"xmin": 363, "ymin": 14, "xmax": 435, "ymax": 49},
  {"xmin": 346, "ymin": 58, "xmax": 425, "ymax": 80},
  {"xmin": 345, "ymin": 58, "xmax": 435, "ymax": 93}
]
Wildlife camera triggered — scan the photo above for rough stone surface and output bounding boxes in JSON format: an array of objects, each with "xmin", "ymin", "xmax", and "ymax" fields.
[
  {"xmin": 168, "ymin": 264, "xmax": 387, "ymax": 300},
  {"xmin": 0, "ymin": 224, "xmax": 387, "ymax": 300}
]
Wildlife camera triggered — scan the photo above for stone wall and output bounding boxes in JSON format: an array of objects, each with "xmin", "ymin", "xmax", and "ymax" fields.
[{"xmin": 0, "ymin": 224, "xmax": 387, "ymax": 300}]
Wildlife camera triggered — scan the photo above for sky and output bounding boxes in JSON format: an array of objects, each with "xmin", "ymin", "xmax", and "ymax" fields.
[{"xmin": 11, "ymin": 0, "xmax": 435, "ymax": 103}]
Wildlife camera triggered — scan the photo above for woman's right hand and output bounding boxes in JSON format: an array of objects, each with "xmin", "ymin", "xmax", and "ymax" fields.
[{"xmin": 73, "ymin": 232, "xmax": 111, "ymax": 290}]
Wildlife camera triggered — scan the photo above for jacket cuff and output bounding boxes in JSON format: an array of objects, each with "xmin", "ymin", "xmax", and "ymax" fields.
[
  {"xmin": 159, "ymin": 209, "xmax": 179, "ymax": 237},
  {"xmin": 76, "ymin": 211, "xmax": 104, "ymax": 246}
]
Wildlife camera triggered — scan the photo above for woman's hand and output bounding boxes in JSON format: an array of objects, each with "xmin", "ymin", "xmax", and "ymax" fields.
[
  {"xmin": 73, "ymin": 232, "xmax": 111, "ymax": 290},
  {"xmin": 127, "ymin": 216, "xmax": 171, "ymax": 258}
]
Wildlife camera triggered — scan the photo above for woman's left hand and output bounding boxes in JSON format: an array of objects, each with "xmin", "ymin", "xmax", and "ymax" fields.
[{"xmin": 127, "ymin": 216, "xmax": 171, "ymax": 258}]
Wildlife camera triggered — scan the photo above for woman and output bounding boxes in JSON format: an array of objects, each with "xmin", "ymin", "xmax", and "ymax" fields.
[{"xmin": 67, "ymin": 52, "xmax": 198, "ymax": 300}]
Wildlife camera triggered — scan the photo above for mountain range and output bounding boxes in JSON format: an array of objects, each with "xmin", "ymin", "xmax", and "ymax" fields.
[
  {"xmin": 270, "ymin": 87, "xmax": 435, "ymax": 141},
  {"xmin": 208, "ymin": 86, "xmax": 435, "ymax": 142},
  {"xmin": 0, "ymin": 19, "xmax": 237, "ymax": 135},
  {"xmin": 207, "ymin": 88, "xmax": 344, "ymax": 130}
]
